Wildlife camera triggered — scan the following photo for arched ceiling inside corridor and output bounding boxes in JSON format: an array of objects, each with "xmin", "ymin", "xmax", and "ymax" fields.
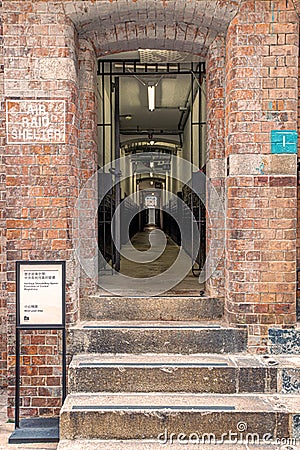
[
  {"xmin": 63, "ymin": 0, "xmax": 241, "ymax": 57},
  {"xmin": 98, "ymin": 56, "xmax": 204, "ymax": 150}
]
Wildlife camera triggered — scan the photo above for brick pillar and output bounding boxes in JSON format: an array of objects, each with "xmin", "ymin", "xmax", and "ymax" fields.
[
  {"xmin": 3, "ymin": 2, "xmax": 80, "ymax": 417},
  {"xmin": 225, "ymin": 0, "xmax": 298, "ymax": 351},
  {"xmin": 0, "ymin": 9, "xmax": 7, "ymax": 388},
  {"xmin": 77, "ymin": 38, "xmax": 98, "ymax": 304},
  {"xmin": 206, "ymin": 36, "xmax": 226, "ymax": 298},
  {"xmin": 297, "ymin": 56, "xmax": 300, "ymax": 320}
]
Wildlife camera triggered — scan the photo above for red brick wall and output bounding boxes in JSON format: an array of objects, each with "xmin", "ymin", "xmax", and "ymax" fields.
[
  {"xmin": 297, "ymin": 56, "xmax": 300, "ymax": 319},
  {"xmin": 1, "ymin": 0, "xmax": 299, "ymax": 420},
  {"xmin": 3, "ymin": 1, "xmax": 80, "ymax": 418},
  {"xmin": 225, "ymin": 0, "xmax": 298, "ymax": 351},
  {"xmin": 16, "ymin": 331, "xmax": 62, "ymax": 416},
  {"xmin": 206, "ymin": 36, "xmax": 226, "ymax": 298},
  {"xmin": 78, "ymin": 38, "xmax": 98, "ymax": 304},
  {"xmin": 0, "ymin": 3, "xmax": 7, "ymax": 388}
]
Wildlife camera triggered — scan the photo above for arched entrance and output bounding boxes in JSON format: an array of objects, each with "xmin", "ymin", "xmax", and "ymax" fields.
[
  {"xmin": 68, "ymin": 0, "xmax": 241, "ymax": 304},
  {"xmin": 95, "ymin": 54, "xmax": 207, "ymax": 296},
  {"xmin": 67, "ymin": 0, "xmax": 298, "ymax": 340}
]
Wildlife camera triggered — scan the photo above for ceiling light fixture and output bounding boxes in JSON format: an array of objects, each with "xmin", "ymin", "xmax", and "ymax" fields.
[
  {"xmin": 148, "ymin": 84, "xmax": 155, "ymax": 111},
  {"xmin": 120, "ymin": 114, "xmax": 133, "ymax": 120},
  {"xmin": 125, "ymin": 70, "xmax": 162, "ymax": 112}
]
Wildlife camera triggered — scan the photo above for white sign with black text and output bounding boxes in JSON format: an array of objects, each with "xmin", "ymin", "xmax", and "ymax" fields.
[
  {"xmin": 18, "ymin": 263, "xmax": 64, "ymax": 326},
  {"xmin": 6, "ymin": 100, "xmax": 66, "ymax": 144}
]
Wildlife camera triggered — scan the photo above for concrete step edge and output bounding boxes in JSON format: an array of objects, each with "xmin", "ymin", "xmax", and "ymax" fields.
[
  {"xmin": 87, "ymin": 296, "xmax": 223, "ymax": 300},
  {"xmin": 57, "ymin": 440, "xmax": 296, "ymax": 450},
  {"xmin": 61, "ymin": 392, "xmax": 300, "ymax": 413},
  {"xmin": 69, "ymin": 353, "xmax": 300, "ymax": 368},
  {"xmin": 60, "ymin": 394, "xmax": 299, "ymax": 441},
  {"xmin": 70, "ymin": 320, "xmax": 233, "ymax": 329}
]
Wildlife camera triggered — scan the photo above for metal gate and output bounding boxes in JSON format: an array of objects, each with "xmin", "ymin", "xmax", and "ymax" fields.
[
  {"xmin": 97, "ymin": 59, "xmax": 206, "ymax": 276},
  {"xmin": 97, "ymin": 71, "xmax": 121, "ymax": 271}
]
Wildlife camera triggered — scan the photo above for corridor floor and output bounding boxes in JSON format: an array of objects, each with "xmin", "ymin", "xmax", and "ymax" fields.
[{"xmin": 99, "ymin": 230, "xmax": 205, "ymax": 296}]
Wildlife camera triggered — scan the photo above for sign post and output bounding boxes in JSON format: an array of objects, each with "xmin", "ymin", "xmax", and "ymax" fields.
[{"xmin": 11, "ymin": 261, "xmax": 66, "ymax": 443}]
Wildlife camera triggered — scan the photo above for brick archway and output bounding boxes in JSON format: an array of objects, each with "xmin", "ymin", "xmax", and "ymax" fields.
[
  {"xmin": 64, "ymin": 0, "xmax": 241, "ymax": 57},
  {"xmin": 65, "ymin": 0, "xmax": 238, "ymax": 304},
  {"xmin": 68, "ymin": 0, "xmax": 300, "ymax": 348}
]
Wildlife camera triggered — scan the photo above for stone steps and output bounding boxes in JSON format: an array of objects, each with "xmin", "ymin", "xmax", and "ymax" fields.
[
  {"xmin": 60, "ymin": 299, "xmax": 300, "ymax": 448},
  {"xmin": 67, "ymin": 321, "xmax": 247, "ymax": 355},
  {"xmin": 59, "ymin": 392, "xmax": 299, "ymax": 441},
  {"xmin": 80, "ymin": 295, "xmax": 224, "ymax": 321},
  {"xmin": 57, "ymin": 441, "xmax": 300, "ymax": 450},
  {"xmin": 68, "ymin": 353, "xmax": 300, "ymax": 394}
]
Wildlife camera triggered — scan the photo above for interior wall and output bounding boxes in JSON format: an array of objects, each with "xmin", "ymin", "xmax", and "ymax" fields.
[
  {"xmin": 97, "ymin": 74, "xmax": 115, "ymax": 169},
  {"xmin": 192, "ymin": 90, "xmax": 200, "ymax": 169},
  {"xmin": 171, "ymin": 153, "xmax": 182, "ymax": 196},
  {"xmin": 200, "ymin": 79, "xmax": 207, "ymax": 168},
  {"xmin": 182, "ymin": 86, "xmax": 206, "ymax": 172}
]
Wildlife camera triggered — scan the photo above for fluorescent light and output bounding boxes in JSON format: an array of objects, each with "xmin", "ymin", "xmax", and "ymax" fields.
[
  {"xmin": 148, "ymin": 85, "xmax": 155, "ymax": 111},
  {"xmin": 114, "ymin": 63, "xmax": 178, "ymax": 71}
]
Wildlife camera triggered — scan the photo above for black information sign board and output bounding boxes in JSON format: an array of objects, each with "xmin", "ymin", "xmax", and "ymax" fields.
[
  {"xmin": 11, "ymin": 261, "xmax": 66, "ymax": 443},
  {"xmin": 17, "ymin": 261, "xmax": 65, "ymax": 328}
]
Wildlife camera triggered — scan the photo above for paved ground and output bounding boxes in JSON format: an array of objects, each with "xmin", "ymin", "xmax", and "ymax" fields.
[
  {"xmin": 121, "ymin": 231, "xmax": 204, "ymax": 294},
  {"xmin": 97, "ymin": 230, "xmax": 205, "ymax": 297},
  {"xmin": 0, "ymin": 390, "xmax": 57, "ymax": 450}
]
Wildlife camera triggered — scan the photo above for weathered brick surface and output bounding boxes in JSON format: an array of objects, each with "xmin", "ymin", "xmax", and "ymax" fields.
[
  {"xmin": 225, "ymin": 0, "xmax": 299, "ymax": 351},
  {"xmin": 64, "ymin": 0, "xmax": 241, "ymax": 57},
  {"xmin": 3, "ymin": 0, "xmax": 81, "ymax": 418},
  {"xmin": 206, "ymin": 36, "xmax": 226, "ymax": 298},
  {"xmin": 78, "ymin": 38, "xmax": 98, "ymax": 301},
  {"xmin": 297, "ymin": 56, "xmax": 300, "ymax": 319},
  {"xmin": 0, "ymin": 1, "xmax": 7, "ymax": 389},
  {"xmin": 7, "ymin": 330, "xmax": 63, "ymax": 417}
]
